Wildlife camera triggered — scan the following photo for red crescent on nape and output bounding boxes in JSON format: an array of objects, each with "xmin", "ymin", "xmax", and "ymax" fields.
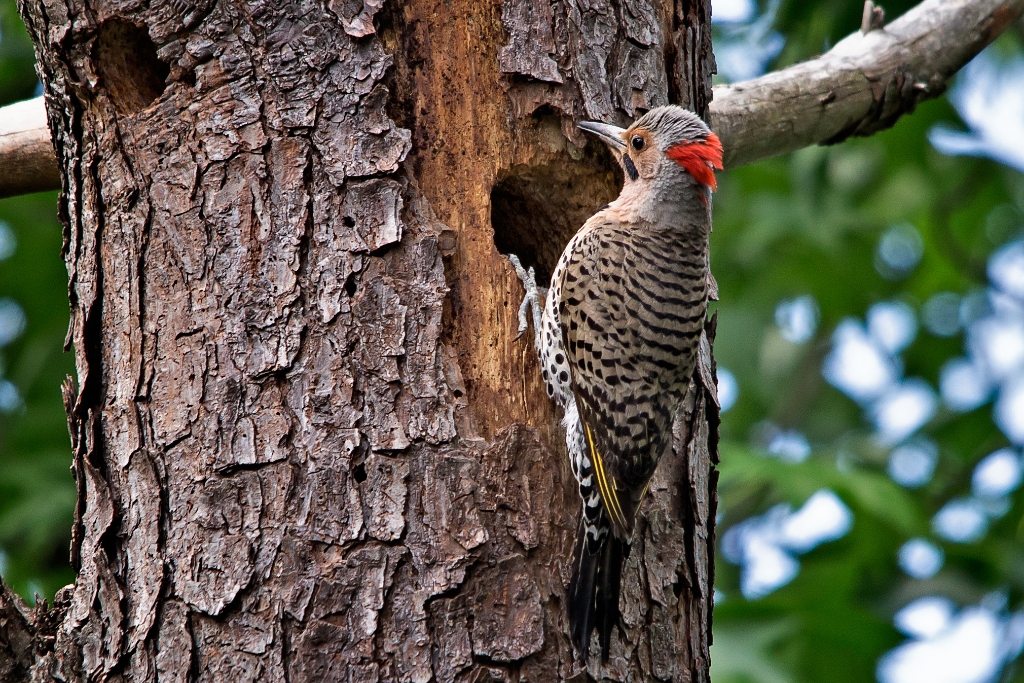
[{"xmin": 666, "ymin": 132, "xmax": 724, "ymax": 191}]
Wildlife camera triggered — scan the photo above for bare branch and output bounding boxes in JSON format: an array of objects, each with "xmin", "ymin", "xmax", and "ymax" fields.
[
  {"xmin": 862, "ymin": 1, "xmax": 887, "ymax": 33},
  {"xmin": 1, "ymin": 0, "xmax": 1023, "ymax": 197},
  {"xmin": 711, "ymin": 0, "xmax": 1024, "ymax": 168},
  {"xmin": 0, "ymin": 97, "xmax": 59, "ymax": 199}
]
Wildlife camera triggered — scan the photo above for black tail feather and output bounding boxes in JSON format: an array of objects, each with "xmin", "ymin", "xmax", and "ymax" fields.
[
  {"xmin": 568, "ymin": 521, "xmax": 598, "ymax": 656},
  {"xmin": 568, "ymin": 521, "xmax": 625, "ymax": 661},
  {"xmin": 595, "ymin": 533, "xmax": 623, "ymax": 658}
]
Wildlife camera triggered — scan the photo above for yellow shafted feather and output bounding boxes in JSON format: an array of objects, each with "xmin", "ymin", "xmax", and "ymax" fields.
[{"xmin": 583, "ymin": 422, "xmax": 627, "ymax": 531}]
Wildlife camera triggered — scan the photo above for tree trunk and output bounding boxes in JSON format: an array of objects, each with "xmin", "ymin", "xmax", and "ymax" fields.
[{"xmin": 3, "ymin": 0, "xmax": 719, "ymax": 680}]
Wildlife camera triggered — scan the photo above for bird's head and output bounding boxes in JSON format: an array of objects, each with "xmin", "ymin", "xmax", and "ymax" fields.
[{"xmin": 578, "ymin": 106, "xmax": 723, "ymax": 191}]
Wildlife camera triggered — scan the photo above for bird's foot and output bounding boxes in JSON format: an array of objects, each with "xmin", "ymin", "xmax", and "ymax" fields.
[{"xmin": 508, "ymin": 254, "xmax": 544, "ymax": 349}]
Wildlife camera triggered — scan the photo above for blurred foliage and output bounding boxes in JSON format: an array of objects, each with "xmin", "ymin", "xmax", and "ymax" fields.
[
  {"xmin": 0, "ymin": 0, "xmax": 37, "ymax": 106},
  {"xmin": 0, "ymin": 0, "xmax": 75, "ymax": 600},
  {"xmin": 0, "ymin": 193, "xmax": 75, "ymax": 601},
  {"xmin": 710, "ymin": 2, "xmax": 1024, "ymax": 682}
]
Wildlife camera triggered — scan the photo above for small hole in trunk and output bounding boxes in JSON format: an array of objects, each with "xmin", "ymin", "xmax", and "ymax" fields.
[
  {"xmin": 94, "ymin": 20, "xmax": 169, "ymax": 115},
  {"xmin": 490, "ymin": 141, "xmax": 619, "ymax": 284}
]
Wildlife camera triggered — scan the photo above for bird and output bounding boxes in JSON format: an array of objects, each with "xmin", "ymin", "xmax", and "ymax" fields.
[{"xmin": 510, "ymin": 105, "xmax": 722, "ymax": 660}]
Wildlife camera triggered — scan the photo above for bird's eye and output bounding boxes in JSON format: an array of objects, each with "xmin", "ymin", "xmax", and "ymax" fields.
[{"xmin": 631, "ymin": 135, "xmax": 645, "ymax": 151}]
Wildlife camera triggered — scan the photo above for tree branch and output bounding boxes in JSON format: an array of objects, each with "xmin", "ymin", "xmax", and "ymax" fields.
[
  {"xmin": 710, "ymin": 0, "xmax": 1024, "ymax": 168},
  {"xmin": 0, "ymin": 97, "xmax": 59, "ymax": 199},
  {"xmin": 0, "ymin": 0, "xmax": 1022, "ymax": 197}
]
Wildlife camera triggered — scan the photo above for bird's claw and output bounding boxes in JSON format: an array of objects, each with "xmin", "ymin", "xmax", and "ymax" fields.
[
  {"xmin": 509, "ymin": 254, "xmax": 543, "ymax": 348},
  {"xmin": 516, "ymin": 295, "xmax": 531, "ymax": 341}
]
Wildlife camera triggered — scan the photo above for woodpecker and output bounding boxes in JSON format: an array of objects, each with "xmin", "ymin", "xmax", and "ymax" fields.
[{"xmin": 511, "ymin": 105, "xmax": 722, "ymax": 660}]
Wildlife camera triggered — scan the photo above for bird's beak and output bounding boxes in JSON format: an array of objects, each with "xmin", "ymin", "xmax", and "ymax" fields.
[{"xmin": 578, "ymin": 120, "xmax": 627, "ymax": 152}]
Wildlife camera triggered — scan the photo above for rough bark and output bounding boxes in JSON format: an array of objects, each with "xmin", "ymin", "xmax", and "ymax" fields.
[
  {"xmin": 4, "ymin": 0, "xmax": 1024, "ymax": 197},
  {"xmin": 5, "ymin": 0, "xmax": 718, "ymax": 681}
]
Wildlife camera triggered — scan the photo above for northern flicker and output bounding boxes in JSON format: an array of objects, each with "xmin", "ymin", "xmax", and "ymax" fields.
[{"xmin": 511, "ymin": 105, "xmax": 722, "ymax": 659}]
